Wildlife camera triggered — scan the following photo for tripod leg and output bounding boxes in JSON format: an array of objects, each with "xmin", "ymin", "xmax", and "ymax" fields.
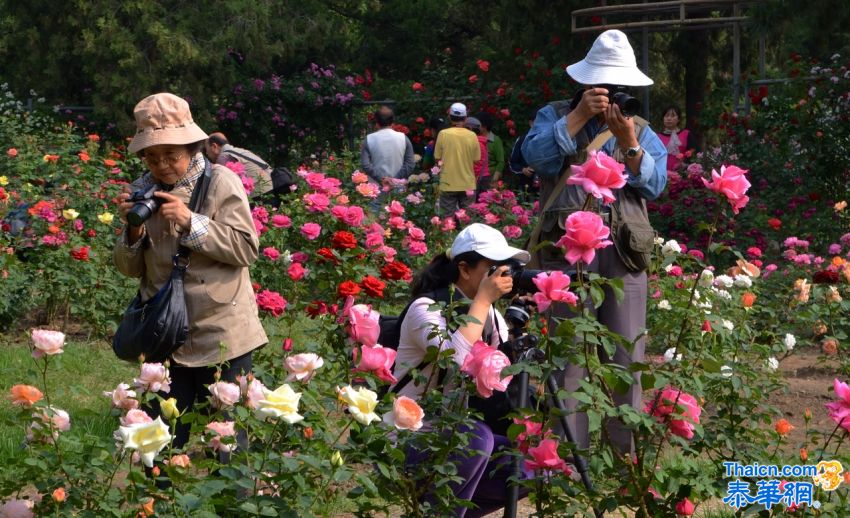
[
  {"xmin": 545, "ymin": 374, "xmax": 595, "ymax": 494},
  {"xmin": 504, "ymin": 370, "xmax": 529, "ymax": 518}
]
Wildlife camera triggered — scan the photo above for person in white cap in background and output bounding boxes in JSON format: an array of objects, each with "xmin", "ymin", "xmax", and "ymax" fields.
[
  {"xmin": 521, "ymin": 30, "xmax": 667, "ymax": 460},
  {"xmin": 434, "ymin": 102, "xmax": 481, "ymax": 218},
  {"xmin": 391, "ymin": 223, "xmax": 531, "ymax": 517}
]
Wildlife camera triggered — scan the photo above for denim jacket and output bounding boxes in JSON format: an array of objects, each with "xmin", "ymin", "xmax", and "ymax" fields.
[{"xmin": 521, "ymin": 102, "xmax": 667, "ymax": 201}]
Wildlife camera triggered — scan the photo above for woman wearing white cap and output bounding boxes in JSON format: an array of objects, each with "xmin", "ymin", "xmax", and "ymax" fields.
[
  {"xmin": 521, "ymin": 30, "xmax": 668, "ymax": 459},
  {"xmin": 114, "ymin": 93, "xmax": 267, "ymax": 448},
  {"xmin": 390, "ymin": 223, "xmax": 529, "ymax": 517}
]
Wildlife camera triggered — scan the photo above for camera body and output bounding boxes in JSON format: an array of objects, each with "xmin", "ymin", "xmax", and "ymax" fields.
[
  {"xmin": 126, "ymin": 185, "xmax": 163, "ymax": 226},
  {"xmin": 488, "ymin": 258, "xmax": 545, "ymax": 296},
  {"xmin": 597, "ymin": 84, "xmax": 641, "ymax": 117}
]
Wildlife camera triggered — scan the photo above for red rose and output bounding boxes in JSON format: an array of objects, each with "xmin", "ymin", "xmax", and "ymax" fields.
[
  {"xmin": 87, "ymin": 229, "xmax": 97, "ymax": 238},
  {"xmin": 256, "ymin": 289, "xmax": 287, "ymax": 317},
  {"xmin": 380, "ymin": 261, "xmax": 412, "ymax": 281},
  {"xmin": 317, "ymin": 247, "xmax": 340, "ymax": 264},
  {"xmin": 70, "ymin": 246, "xmax": 90, "ymax": 262},
  {"xmin": 331, "ymin": 231, "xmax": 357, "ymax": 250},
  {"xmin": 337, "ymin": 280, "xmax": 361, "ymax": 298},
  {"xmin": 306, "ymin": 300, "xmax": 328, "ymax": 318},
  {"xmin": 412, "ymin": 82, "xmax": 424, "ymax": 92},
  {"xmin": 476, "ymin": 59, "xmax": 490, "ymax": 72},
  {"xmin": 360, "ymin": 275, "xmax": 386, "ymax": 298},
  {"xmin": 767, "ymin": 217, "xmax": 782, "ymax": 230},
  {"xmin": 813, "ymin": 270, "xmax": 840, "ymax": 284}
]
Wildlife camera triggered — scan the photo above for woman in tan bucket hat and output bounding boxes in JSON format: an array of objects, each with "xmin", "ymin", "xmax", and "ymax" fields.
[{"xmin": 114, "ymin": 92, "xmax": 268, "ymax": 449}]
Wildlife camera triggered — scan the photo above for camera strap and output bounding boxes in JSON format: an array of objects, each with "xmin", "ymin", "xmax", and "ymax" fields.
[{"xmin": 175, "ymin": 157, "xmax": 213, "ymax": 261}]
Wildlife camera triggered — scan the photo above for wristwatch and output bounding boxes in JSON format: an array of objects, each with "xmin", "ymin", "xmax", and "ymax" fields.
[{"xmin": 624, "ymin": 145, "xmax": 642, "ymax": 158}]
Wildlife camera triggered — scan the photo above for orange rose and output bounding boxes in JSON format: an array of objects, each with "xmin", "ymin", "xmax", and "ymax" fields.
[
  {"xmin": 103, "ymin": 159, "xmax": 117, "ymax": 167},
  {"xmin": 800, "ymin": 447, "xmax": 808, "ymax": 461},
  {"xmin": 167, "ymin": 454, "xmax": 191, "ymax": 468},
  {"xmin": 774, "ymin": 418, "xmax": 794, "ymax": 436},
  {"xmin": 383, "ymin": 396, "xmax": 424, "ymax": 431},
  {"xmin": 52, "ymin": 487, "xmax": 66, "ymax": 503},
  {"xmin": 822, "ymin": 338, "xmax": 839, "ymax": 355},
  {"xmin": 10, "ymin": 384, "xmax": 43, "ymax": 407},
  {"xmin": 727, "ymin": 259, "xmax": 760, "ymax": 278},
  {"xmin": 140, "ymin": 498, "xmax": 155, "ymax": 517},
  {"xmin": 741, "ymin": 292, "xmax": 756, "ymax": 308}
]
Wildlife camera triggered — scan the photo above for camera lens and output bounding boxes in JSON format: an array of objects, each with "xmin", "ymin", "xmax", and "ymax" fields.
[
  {"xmin": 126, "ymin": 199, "xmax": 158, "ymax": 226},
  {"xmin": 612, "ymin": 92, "xmax": 641, "ymax": 117}
]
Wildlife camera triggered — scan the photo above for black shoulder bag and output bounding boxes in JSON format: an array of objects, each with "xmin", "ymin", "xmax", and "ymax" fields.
[{"xmin": 112, "ymin": 159, "xmax": 213, "ymax": 363}]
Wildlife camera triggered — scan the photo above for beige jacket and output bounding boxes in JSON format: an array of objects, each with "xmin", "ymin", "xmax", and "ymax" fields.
[{"xmin": 114, "ymin": 164, "xmax": 268, "ymax": 367}]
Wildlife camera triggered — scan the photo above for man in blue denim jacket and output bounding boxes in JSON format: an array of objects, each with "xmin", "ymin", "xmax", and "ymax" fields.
[{"xmin": 522, "ymin": 30, "xmax": 667, "ymax": 462}]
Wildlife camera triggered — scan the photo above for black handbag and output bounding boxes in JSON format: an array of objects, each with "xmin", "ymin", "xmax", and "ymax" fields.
[{"xmin": 112, "ymin": 159, "xmax": 213, "ymax": 363}]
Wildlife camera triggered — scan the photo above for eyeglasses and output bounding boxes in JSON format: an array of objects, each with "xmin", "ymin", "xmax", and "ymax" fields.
[{"xmin": 143, "ymin": 152, "xmax": 184, "ymax": 167}]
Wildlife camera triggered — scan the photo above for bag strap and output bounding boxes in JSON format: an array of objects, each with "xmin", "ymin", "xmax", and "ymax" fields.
[
  {"xmin": 524, "ymin": 128, "xmax": 613, "ymax": 263},
  {"xmin": 388, "ymin": 287, "xmax": 455, "ymax": 395},
  {"xmin": 222, "ymin": 148, "xmax": 271, "ymax": 171},
  {"xmin": 175, "ymin": 158, "xmax": 213, "ymax": 261}
]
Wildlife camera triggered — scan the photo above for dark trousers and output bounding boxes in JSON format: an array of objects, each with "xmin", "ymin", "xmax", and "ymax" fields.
[
  {"xmin": 406, "ymin": 419, "xmax": 529, "ymax": 517},
  {"xmin": 148, "ymin": 351, "xmax": 253, "ymax": 449}
]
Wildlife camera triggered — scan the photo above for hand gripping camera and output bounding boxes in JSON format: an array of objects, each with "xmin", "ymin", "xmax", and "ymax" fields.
[{"xmin": 598, "ymin": 84, "xmax": 641, "ymax": 117}]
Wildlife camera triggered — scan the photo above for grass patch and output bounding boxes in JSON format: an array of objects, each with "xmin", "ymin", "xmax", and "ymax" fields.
[{"xmin": 0, "ymin": 336, "xmax": 135, "ymax": 460}]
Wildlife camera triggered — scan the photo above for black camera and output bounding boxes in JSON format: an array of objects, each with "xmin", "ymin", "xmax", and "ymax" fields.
[
  {"xmin": 598, "ymin": 84, "xmax": 641, "ymax": 117},
  {"xmin": 126, "ymin": 185, "xmax": 163, "ymax": 226},
  {"xmin": 488, "ymin": 258, "xmax": 545, "ymax": 296}
]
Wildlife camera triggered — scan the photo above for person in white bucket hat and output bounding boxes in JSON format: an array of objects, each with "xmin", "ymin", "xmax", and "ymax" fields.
[{"xmin": 521, "ymin": 30, "xmax": 668, "ymax": 461}]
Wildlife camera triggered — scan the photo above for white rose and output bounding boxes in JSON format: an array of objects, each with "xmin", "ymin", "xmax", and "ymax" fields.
[
  {"xmin": 783, "ymin": 333, "xmax": 796, "ymax": 351},
  {"xmin": 118, "ymin": 417, "xmax": 172, "ymax": 467},
  {"xmin": 767, "ymin": 357, "xmax": 779, "ymax": 371},
  {"xmin": 698, "ymin": 269, "xmax": 715, "ymax": 288},
  {"xmin": 661, "ymin": 240, "xmax": 681, "ymax": 257},
  {"xmin": 733, "ymin": 275, "xmax": 753, "ymax": 288},
  {"xmin": 658, "ymin": 300, "xmax": 672, "ymax": 310},
  {"xmin": 720, "ymin": 365, "xmax": 734, "ymax": 378},
  {"xmin": 722, "ymin": 320, "xmax": 734, "ymax": 331},
  {"xmin": 714, "ymin": 275, "xmax": 734, "ymax": 289},
  {"xmin": 663, "ymin": 348, "xmax": 682, "ymax": 362}
]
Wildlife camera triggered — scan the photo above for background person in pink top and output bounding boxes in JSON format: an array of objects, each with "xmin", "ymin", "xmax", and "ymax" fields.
[
  {"xmin": 656, "ymin": 105, "xmax": 692, "ymax": 172},
  {"xmin": 463, "ymin": 117, "xmax": 490, "ymax": 199}
]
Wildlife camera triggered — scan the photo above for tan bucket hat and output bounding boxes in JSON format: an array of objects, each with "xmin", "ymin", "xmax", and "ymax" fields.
[{"xmin": 127, "ymin": 93, "xmax": 209, "ymax": 153}]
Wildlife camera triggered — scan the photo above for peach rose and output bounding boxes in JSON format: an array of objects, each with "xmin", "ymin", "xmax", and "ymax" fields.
[
  {"xmin": 51, "ymin": 487, "xmax": 66, "ymax": 503},
  {"xmin": 10, "ymin": 384, "xmax": 43, "ymax": 407},
  {"xmin": 103, "ymin": 383, "xmax": 139, "ymax": 411},
  {"xmin": 382, "ymin": 396, "xmax": 424, "ymax": 431},
  {"xmin": 134, "ymin": 363, "xmax": 171, "ymax": 394},
  {"xmin": 208, "ymin": 381, "xmax": 241, "ymax": 409},
  {"xmin": 167, "ymin": 454, "xmax": 191, "ymax": 468},
  {"xmin": 284, "ymin": 353, "xmax": 325, "ymax": 383},
  {"xmin": 120, "ymin": 408, "xmax": 154, "ymax": 426}
]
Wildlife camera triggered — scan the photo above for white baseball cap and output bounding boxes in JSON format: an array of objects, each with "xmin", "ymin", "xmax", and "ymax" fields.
[
  {"xmin": 565, "ymin": 30, "xmax": 653, "ymax": 87},
  {"xmin": 449, "ymin": 102, "xmax": 467, "ymax": 117},
  {"xmin": 449, "ymin": 223, "xmax": 531, "ymax": 263}
]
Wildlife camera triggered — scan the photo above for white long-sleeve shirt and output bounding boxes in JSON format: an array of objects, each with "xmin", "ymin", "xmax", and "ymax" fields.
[{"xmin": 390, "ymin": 292, "xmax": 509, "ymax": 400}]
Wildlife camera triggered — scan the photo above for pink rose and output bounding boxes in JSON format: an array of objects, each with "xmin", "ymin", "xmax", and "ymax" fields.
[
  {"xmin": 303, "ymin": 192, "xmax": 330, "ymax": 212},
  {"xmin": 352, "ymin": 171, "xmax": 369, "ymax": 184},
  {"xmin": 675, "ymin": 497, "xmax": 696, "ymax": 516},
  {"xmin": 365, "ymin": 231, "xmax": 384, "ymax": 249},
  {"xmin": 134, "ymin": 363, "xmax": 171, "ymax": 394},
  {"xmin": 103, "ymin": 383, "xmax": 139, "ymax": 411},
  {"xmin": 271, "ymin": 214, "xmax": 291, "ymax": 228},
  {"xmin": 356, "ymin": 183, "xmax": 380, "ymax": 198},
  {"xmin": 290, "ymin": 251, "xmax": 309, "ymax": 263},
  {"xmin": 28, "ymin": 406, "xmax": 70, "ymax": 443},
  {"xmin": 300, "ymin": 222, "xmax": 321, "ymax": 240},
  {"xmin": 386, "ymin": 200, "xmax": 405, "ymax": 216},
  {"xmin": 382, "ymin": 396, "xmax": 424, "ymax": 431},
  {"xmin": 407, "ymin": 240, "xmax": 428, "ymax": 256},
  {"xmin": 644, "ymin": 387, "xmax": 702, "ymax": 440},
  {"xmin": 502, "ymin": 225, "xmax": 522, "ymax": 239},
  {"xmin": 702, "ymin": 164, "xmax": 751, "ymax": 214},
  {"xmin": 288, "ymin": 262, "xmax": 306, "ymax": 281},
  {"xmin": 120, "ymin": 408, "xmax": 153, "ymax": 426},
  {"xmin": 407, "ymin": 226, "xmax": 425, "ymax": 241},
  {"xmin": 567, "ymin": 150, "xmax": 627, "ymax": 204},
  {"xmin": 237, "ymin": 376, "xmax": 267, "ymax": 409},
  {"xmin": 441, "ymin": 218, "xmax": 456, "ymax": 232},
  {"xmin": 460, "ymin": 341, "xmax": 513, "ymax": 398},
  {"xmin": 524, "ymin": 438, "xmax": 572, "ymax": 475},
  {"xmin": 284, "ymin": 353, "xmax": 325, "ymax": 382},
  {"xmin": 347, "ymin": 304, "xmax": 380, "ymax": 347},
  {"xmin": 208, "ymin": 381, "xmax": 241, "ymax": 409},
  {"xmin": 353, "ymin": 344, "xmax": 397, "ymax": 384},
  {"xmin": 388, "ymin": 216, "xmax": 406, "ymax": 230},
  {"xmin": 206, "ymin": 421, "xmax": 236, "ymax": 452},
  {"xmin": 513, "ymin": 417, "xmax": 553, "ymax": 453},
  {"xmin": 532, "ymin": 271, "xmax": 579, "ymax": 313},
  {"xmin": 263, "ymin": 247, "xmax": 280, "ymax": 261},
  {"xmin": 554, "ymin": 211, "xmax": 613, "ymax": 265},
  {"xmin": 825, "ymin": 378, "xmax": 850, "ymax": 431},
  {"xmin": 31, "ymin": 329, "xmax": 65, "ymax": 358}
]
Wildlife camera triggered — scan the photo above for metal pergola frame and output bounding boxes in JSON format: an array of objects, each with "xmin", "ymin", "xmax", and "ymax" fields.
[{"xmin": 571, "ymin": 0, "xmax": 760, "ymax": 114}]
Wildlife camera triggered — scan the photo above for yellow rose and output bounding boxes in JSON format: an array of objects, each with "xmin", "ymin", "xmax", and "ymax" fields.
[
  {"xmin": 62, "ymin": 209, "xmax": 79, "ymax": 220},
  {"xmin": 118, "ymin": 417, "xmax": 172, "ymax": 467},
  {"xmin": 160, "ymin": 397, "xmax": 179, "ymax": 421},
  {"xmin": 97, "ymin": 212, "xmax": 114, "ymax": 225},
  {"xmin": 331, "ymin": 450, "xmax": 344, "ymax": 468},
  {"xmin": 0, "ymin": 176, "xmax": 7, "ymax": 186},
  {"xmin": 256, "ymin": 384, "xmax": 304, "ymax": 424},
  {"xmin": 337, "ymin": 385, "xmax": 379, "ymax": 425}
]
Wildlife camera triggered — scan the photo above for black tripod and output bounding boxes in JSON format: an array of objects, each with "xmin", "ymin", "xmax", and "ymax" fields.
[{"xmin": 500, "ymin": 304, "xmax": 601, "ymax": 518}]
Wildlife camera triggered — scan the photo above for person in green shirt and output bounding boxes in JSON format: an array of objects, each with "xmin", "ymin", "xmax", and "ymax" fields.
[{"xmin": 477, "ymin": 113, "xmax": 505, "ymax": 186}]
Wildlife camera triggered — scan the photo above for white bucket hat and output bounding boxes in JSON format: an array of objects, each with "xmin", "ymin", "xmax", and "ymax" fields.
[
  {"xmin": 565, "ymin": 30, "xmax": 653, "ymax": 87},
  {"xmin": 449, "ymin": 223, "xmax": 531, "ymax": 263},
  {"xmin": 128, "ymin": 93, "xmax": 209, "ymax": 153}
]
